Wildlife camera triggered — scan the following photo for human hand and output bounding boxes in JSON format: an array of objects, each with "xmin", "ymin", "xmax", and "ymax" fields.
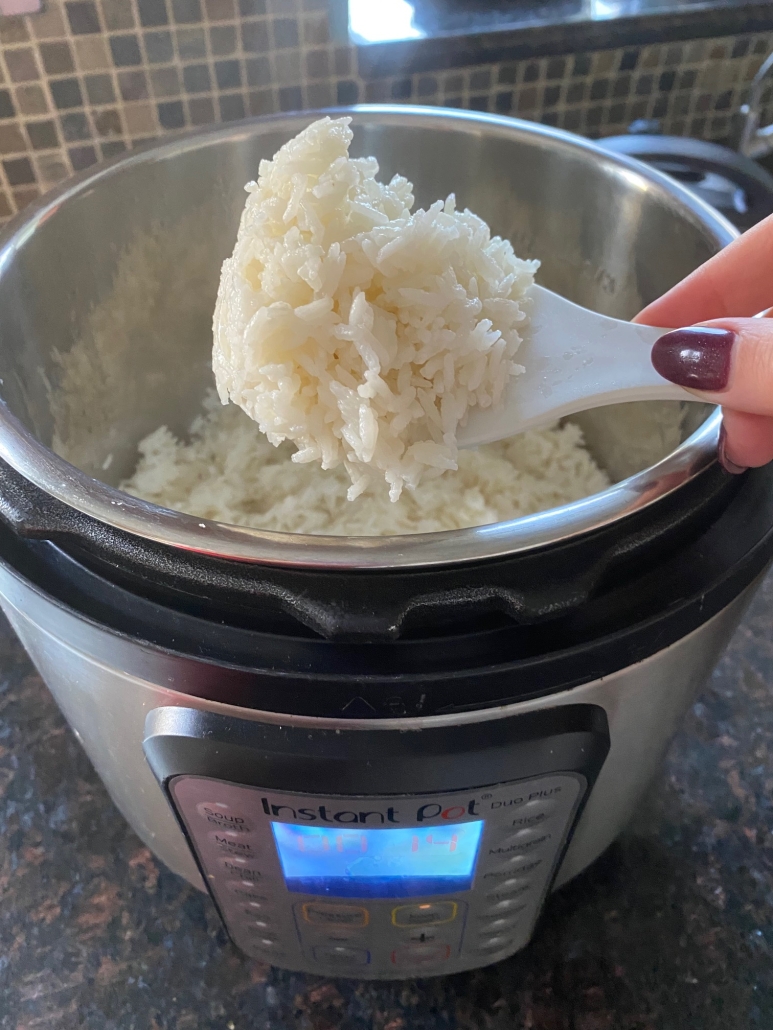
[{"xmin": 635, "ymin": 211, "xmax": 773, "ymax": 474}]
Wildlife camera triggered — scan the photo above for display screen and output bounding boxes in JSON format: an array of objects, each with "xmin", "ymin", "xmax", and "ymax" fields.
[{"xmin": 271, "ymin": 821, "xmax": 485, "ymax": 898}]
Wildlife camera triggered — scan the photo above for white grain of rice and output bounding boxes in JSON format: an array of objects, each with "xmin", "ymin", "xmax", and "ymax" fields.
[{"xmin": 121, "ymin": 392, "xmax": 610, "ymax": 537}]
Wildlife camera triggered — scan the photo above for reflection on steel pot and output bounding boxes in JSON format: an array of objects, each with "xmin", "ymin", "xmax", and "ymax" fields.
[{"xmin": 0, "ymin": 107, "xmax": 770, "ymax": 981}]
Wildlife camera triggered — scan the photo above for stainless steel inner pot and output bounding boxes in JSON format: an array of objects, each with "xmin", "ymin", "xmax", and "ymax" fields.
[{"xmin": 0, "ymin": 106, "xmax": 736, "ymax": 569}]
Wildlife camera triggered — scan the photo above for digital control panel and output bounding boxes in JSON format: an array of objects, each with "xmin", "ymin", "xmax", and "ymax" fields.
[{"xmin": 170, "ymin": 773, "xmax": 585, "ymax": 978}]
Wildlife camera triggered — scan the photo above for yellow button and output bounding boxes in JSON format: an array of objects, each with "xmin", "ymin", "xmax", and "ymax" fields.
[
  {"xmin": 391, "ymin": 902, "xmax": 457, "ymax": 927},
  {"xmin": 302, "ymin": 902, "xmax": 369, "ymax": 927}
]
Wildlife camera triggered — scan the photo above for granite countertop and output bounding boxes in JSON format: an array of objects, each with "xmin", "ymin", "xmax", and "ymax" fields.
[{"xmin": 0, "ymin": 571, "xmax": 772, "ymax": 1030}]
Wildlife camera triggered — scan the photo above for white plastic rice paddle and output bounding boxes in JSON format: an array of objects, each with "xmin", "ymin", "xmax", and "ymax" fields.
[{"xmin": 458, "ymin": 284, "xmax": 690, "ymax": 448}]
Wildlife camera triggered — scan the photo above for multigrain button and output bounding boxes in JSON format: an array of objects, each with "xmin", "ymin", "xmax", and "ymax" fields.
[
  {"xmin": 196, "ymin": 801, "xmax": 254, "ymax": 833},
  {"xmin": 302, "ymin": 903, "xmax": 369, "ymax": 927},
  {"xmin": 391, "ymin": 943, "xmax": 451, "ymax": 966},
  {"xmin": 488, "ymin": 832, "xmax": 552, "ymax": 860},
  {"xmin": 392, "ymin": 902, "xmax": 457, "ymax": 927},
  {"xmin": 312, "ymin": 945, "xmax": 370, "ymax": 967}
]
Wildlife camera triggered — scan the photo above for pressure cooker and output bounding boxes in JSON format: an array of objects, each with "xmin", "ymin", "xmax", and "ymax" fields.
[{"xmin": 0, "ymin": 107, "xmax": 770, "ymax": 980}]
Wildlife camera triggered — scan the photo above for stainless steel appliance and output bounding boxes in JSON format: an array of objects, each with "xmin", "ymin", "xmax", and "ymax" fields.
[{"xmin": 0, "ymin": 107, "xmax": 770, "ymax": 980}]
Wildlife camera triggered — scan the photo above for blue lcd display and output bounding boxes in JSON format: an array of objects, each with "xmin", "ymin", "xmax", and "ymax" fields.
[{"xmin": 271, "ymin": 821, "xmax": 485, "ymax": 898}]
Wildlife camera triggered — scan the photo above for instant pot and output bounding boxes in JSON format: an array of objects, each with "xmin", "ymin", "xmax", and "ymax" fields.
[{"xmin": 0, "ymin": 107, "xmax": 771, "ymax": 980}]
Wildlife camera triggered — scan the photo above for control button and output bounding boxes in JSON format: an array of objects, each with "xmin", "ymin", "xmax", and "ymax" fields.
[
  {"xmin": 487, "ymin": 833, "xmax": 552, "ymax": 861},
  {"xmin": 243, "ymin": 925, "xmax": 281, "ymax": 945},
  {"xmin": 477, "ymin": 914, "xmax": 523, "ymax": 936},
  {"xmin": 483, "ymin": 855, "xmax": 544, "ymax": 878},
  {"xmin": 302, "ymin": 903, "xmax": 369, "ymax": 928},
  {"xmin": 248, "ymin": 936, "xmax": 283, "ymax": 952},
  {"xmin": 498, "ymin": 826, "xmax": 553, "ymax": 850},
  {"xmin": 404, "ymin": 929, "xmax": 444, "ymax": 945},
  {"xmin": 485, "ymin": 879, "xmax": 532, "ymax": 903},
  {"xmin": 392, "ymin": 902, "xmax": 457, "ymax": 928},
  {"xmin": 475, "ymin": 934, "xmax": 515, "ymax": 954},
  {"xmin": 391, "ymin": 944, "xmax": 451, "ymax": 967},
  {"xmin": 508, "ymin": 798, "xmax": 558, "ymax": 830},
  {"xmin": 312, "ymin": 945, "xmax": 370, "ymax": 967},
  {"xmin": 244, "ymin": 940, "xmax": 287, "ymax": 960},
  {"xmin": 482, "ymin": 873, "xmax": 537, "ymax": 894},
  {"xmin": 242, "ymin": 917, "xmax": 273, "ymax": 932},
  {"xmin": 208, "ymin": 830, "xmax": 259, "ymax": 855},
  {"xmin": 241, "ymin": 902, "xmax": 272, "ymax": 917},
  {"xmin": 482, "ymin": 896, "xmax": 528, "ymax": 917},
  {"xmin": 219, "ymin": 857, "xmax": 262, "ymax": 880},
  {"xmin": 196, "ymin": 801, "xmax": 253, "ymax": 833},
  {"xmin": 226, "ymin": 881, "xmax": 270, "ymax": 901}
]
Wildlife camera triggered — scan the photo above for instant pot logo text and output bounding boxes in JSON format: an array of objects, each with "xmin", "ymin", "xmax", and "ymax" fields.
[{"xmin": 260, "ymin": 798, "xmax": 482, "ymax": 825}]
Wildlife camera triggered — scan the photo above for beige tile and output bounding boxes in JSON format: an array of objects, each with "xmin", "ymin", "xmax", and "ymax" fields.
[
  {"xmin": 595, "ymin": 50, "xmax": 616, "ymax": 74},
  {"xmin": 34, "ymin": 152, "xmax": 68, "ymax": 185},
  {"xmin": 0, "ymin": 17, "xmax": 29, "ymax": 45},
  {"xmin": 13, "ymin": 185, "xmax": 40, "ymax": 209},
  {"xmin": 30, "ymin": 4, "xmax": 67, "ymax": 39},
  {"xmin": 0, "ymin": 123, "xmax": 26, "ymax": 153},
  {"xmin": 123, "ymin": 102, "xmax": 156, "ymax": 135},
  {"xmin": 641, "ymin": 46, "xmax": 662, "ymax": 69},
  {"xmin": 74, "ymin": 36, "xmax": 111, "ymax": 72},
  {"xmin": 15, "ymin": 83, "xmax": 48, "ymax": 115}
]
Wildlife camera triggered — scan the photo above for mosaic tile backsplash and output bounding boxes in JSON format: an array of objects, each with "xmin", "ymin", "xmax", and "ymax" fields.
[{"xmin": 0, "ymin": 0, "xmax": 769, "ymax": 221}]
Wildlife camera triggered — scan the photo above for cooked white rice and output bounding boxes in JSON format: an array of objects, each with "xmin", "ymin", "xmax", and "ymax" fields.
[
  {"xmin": 121, "ymin": 392, "xmax": 610, "ymax": 536},
  {"xmin": 213, "ymin": 115, "xmax": 538, "ymax": 502}
]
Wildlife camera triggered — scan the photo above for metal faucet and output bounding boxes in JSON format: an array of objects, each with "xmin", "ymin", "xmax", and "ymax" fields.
[{"xmin": 738, "ymin": 51, "xmax": 773, "ymax": 159}]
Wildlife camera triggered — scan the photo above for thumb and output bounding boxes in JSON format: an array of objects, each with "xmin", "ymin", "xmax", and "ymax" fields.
[{"xmin": 651, "ymin": 318, "xmax": 773, "ymax": 416}]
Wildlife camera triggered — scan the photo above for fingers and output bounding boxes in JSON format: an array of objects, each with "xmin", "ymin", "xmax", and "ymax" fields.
[
  {"xmin": 650, "ymin": 318, "xmax": 773, "ymax": 416},
  {"xmin": 719, "ymin": 409, "xmax": 773, "ymax": 472},
  {"xmin": 634, "ymin": 211, "xmax": 773, "ymax": 328}
]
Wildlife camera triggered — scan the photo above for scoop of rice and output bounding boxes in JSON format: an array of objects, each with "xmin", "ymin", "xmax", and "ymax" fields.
[{"xmin": 213, "ymin": 115, "xmax": 539, "ymax": 502}]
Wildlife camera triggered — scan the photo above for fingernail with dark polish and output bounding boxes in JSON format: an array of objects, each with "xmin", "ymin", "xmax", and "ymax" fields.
[
  {"xmin": 651, "ymin": 327, "xmax": 735, "ymax": 391},
  {"xmin": 718, "ymin": 424, "xmax": 748, "ymax": 475}
]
